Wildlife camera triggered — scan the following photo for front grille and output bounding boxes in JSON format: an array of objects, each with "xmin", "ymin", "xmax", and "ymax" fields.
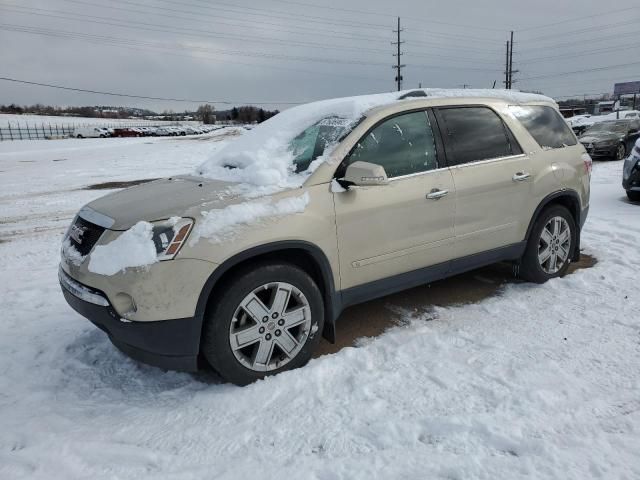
[{"xmin": 68, "ymin": 216, "xmax": 106, "ymax": 256}]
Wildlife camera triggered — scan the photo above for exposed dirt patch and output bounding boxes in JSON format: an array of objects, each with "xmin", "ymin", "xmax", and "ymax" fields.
[
  {"xmin": 83, "ymin": 179, "xmax": 158, "ymax": 190},
  {"xmin": 315, "ymin": 253, "xmax": 597, "ymax": 357}
]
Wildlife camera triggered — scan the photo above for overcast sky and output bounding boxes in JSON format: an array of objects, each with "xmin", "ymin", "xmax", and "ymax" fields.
[{"xmin": 1, "ymin": 0, "xmax": 639, "ymax": 112}]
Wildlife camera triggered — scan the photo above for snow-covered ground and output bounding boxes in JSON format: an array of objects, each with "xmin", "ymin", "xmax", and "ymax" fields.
[
  {"xmin": 1, "ymin": 134, "xmax": 639, "ymax": 479},
  {"xmin": 0, "ymin": 113, "xmax": 196, "ymax": 128}
]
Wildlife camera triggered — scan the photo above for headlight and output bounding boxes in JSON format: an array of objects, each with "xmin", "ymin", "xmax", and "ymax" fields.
[{"xmin": 151, "ymin": 218, "xmax": 194, "ymax": 260}]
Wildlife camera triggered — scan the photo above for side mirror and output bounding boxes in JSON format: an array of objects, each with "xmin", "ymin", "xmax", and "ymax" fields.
[{"xmin": 340, "ymin": 161, "xmax": 389, "ymax": 187}]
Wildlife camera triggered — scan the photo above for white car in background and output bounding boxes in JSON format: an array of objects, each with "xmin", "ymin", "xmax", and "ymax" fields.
[{"xmin": 72, "ymin": 127, "xmax": 108, "ymax": 138}]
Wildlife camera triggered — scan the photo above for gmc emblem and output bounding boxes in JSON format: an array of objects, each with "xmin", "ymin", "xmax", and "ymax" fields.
[{"xmin": 69, "ymin": 224, "xmax": 87, "ymax": 244}]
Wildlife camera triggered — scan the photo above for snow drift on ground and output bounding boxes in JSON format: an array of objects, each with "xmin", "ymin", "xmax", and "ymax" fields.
[{"xmin": 1, "ymin": 126, "xmax": 640, "ymax": 480}]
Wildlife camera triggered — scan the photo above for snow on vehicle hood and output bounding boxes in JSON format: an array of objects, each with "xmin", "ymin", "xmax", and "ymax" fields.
[
  {"xmin": 196, "ymin": 88, "xmax": 553, "ymax": 193},
  {"xmin": 85, "ymin": 175, "xmax": 242, "ymax": 230}
]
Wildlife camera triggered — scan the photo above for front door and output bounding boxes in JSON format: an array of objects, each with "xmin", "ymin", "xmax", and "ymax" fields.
[{"xmin": 333, "ymin": 110, "xmax": 456, "ymax": 291}]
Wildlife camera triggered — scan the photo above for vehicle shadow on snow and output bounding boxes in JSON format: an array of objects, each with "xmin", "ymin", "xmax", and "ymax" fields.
[
  {"xmin": 315, "ymin": 253, "xmax": 597, "ymax": 357},
  {"xmin": 63, "ymin": 329, "xmax": 224, "ymax": 400}
]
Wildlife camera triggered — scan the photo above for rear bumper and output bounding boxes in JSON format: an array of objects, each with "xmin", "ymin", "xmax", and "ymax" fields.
[{"xmin": 60, "ymin": 267, "xmax": 201, "ymax": 371}]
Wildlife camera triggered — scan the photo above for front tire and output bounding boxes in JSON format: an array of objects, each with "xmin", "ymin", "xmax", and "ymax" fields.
[
  {"xmin": 627, "ymin": 190, "xmax": 640, "ymax": 202},
  {"xmin": 201, "ymin": 262, "xmax": 324, "ymax": 385},
  {"xmin": 615, "ymin": 143, "xmax": 626, "ymax": 160},
  {"xmin": 519, "ymin": 205, "xmax": 576, "ymax": 283}
]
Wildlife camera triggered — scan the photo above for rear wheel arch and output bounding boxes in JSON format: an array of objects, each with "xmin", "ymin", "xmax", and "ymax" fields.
[
  {"xmin": 194, "ymin": 241, "xmax": 340, "ymax": 348},
  {"xmin": 525, "ymin": 190, "xmax": 582, "ymax": 261}
]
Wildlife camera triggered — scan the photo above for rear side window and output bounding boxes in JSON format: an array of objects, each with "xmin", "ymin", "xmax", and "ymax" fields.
[
  {"xmin": 510, "ymin": 105, "xmax": 577, "ymax": 149},
  {"xmin": 437, "ymin": 107, "xmax": 520, "ymax": 166}
]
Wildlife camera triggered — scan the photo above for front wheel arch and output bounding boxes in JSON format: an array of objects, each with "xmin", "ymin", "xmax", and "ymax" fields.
[{"xmin": 194, "ymin": 242, "xmax": 340, "ymax": 349}]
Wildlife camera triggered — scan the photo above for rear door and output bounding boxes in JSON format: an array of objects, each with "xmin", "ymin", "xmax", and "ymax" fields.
[{"xmin": 434, "ymin": 106, "xmax": 532, "ymax": 257}]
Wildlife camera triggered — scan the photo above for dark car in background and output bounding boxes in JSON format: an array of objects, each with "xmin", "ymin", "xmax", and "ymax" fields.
[
  {"xmin": 623, "ymin": 141, "xmax": 640, "ymax": 202},
  {"xmin": 579, "ymin": 119, "xmax": 640, "ymax": 160}
]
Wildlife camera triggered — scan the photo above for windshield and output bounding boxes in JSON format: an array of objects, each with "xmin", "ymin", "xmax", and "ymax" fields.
[
  {"xmin": 585, "ymin": 121, "xmax": 629, "ymax": 134},
  {"xmin": 289, "ymin": 116, "xmax": 352, "ymax": 173}
]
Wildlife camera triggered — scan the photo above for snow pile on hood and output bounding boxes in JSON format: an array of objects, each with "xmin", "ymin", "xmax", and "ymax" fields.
[
  {"xmin": 88, "ymin": 221, "xmax": 158, "ymax": 276},
  {"xmin": 197, "ymin": 88, "xmax": 553, "ymax": 192},
  {"xmin": 190, "ymin": 192, "xmax": 309, "ymax": 244}
]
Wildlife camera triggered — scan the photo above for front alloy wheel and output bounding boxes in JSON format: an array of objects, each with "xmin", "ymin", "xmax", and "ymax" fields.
[
  {"xmin": 615, "ymin": 143, "xmax": 626, "ymax": 160},
  {"xmin": 201, "ymin": 262, "xmax": 324, "ymax": 385},
  {"xmin": 230, "ymin": 282, "xmax": 312, "ymax": 372}
]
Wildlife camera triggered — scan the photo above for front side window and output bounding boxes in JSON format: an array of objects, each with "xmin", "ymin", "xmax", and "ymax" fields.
[
  {"xmin": 438, "ymin": 107, "xmax": 519, "ymax": 166},
  {"xmin": 510, "ymin": 105, "xmax": 577, "ymax": 149},
  {"xmin": 343, "ymin": 111, "xmax": 438, "ymax": 178}
]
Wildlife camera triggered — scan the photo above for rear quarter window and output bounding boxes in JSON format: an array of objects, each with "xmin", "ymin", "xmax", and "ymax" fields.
[{"xmin": 510, "ymin": 105, "xmax": 577, "ymax": 149}]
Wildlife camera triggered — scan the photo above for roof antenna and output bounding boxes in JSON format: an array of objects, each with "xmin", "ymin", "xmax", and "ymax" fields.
[{"xmin": 398, "ymin": 90, "xmax": 427, "ymax": 100}]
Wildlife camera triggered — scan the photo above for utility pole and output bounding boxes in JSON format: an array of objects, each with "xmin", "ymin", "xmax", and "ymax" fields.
[
  {"xmin": 392, "ymin": 17, "xmax": 405, "ymax": 91},
  {"xmin": 508, "ymin": 31, "xmax": 518, "ymax": 89},
  {"xmin": 504, "ymin": 41, "xmax": 510, "ymax": 88}
]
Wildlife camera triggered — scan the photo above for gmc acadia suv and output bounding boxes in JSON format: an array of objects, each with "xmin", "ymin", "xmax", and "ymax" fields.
[{"xmin": 60, "ymin": 89, "xmax": 591, "ymax": 385}]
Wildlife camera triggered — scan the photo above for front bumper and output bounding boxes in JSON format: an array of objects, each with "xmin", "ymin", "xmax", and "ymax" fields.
[
  {"xmin": 60, "ymin": 267, "xmax": 202, "ymax": 371},
  {"xmin": 623, "ymin": 160, "xmax": 640, "ymax": 192},
  {"xmin": 581, "ymin": 143, "xmax": 617, "ymax": 158}
]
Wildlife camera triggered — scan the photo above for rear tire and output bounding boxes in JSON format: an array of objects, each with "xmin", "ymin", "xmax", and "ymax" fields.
[
  {"xmin": 201, "ymin": 262, "xmax": 324, "ymax": 386},
  {"xmin": 627, "ymin": 190, "xmax": 640, "ymax": 202},
  {"xmin": 519, "ymin": 205, "xmax": 576, "ymax": 283}
]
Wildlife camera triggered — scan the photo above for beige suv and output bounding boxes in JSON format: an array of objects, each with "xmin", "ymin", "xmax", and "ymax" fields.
[{"xmin": 59, "ymin": 89, "xmax": 591, "ymax": 385}]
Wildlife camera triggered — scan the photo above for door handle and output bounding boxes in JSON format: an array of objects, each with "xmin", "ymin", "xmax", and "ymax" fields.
[
  {"xmin": 426, "ymin": 188, "xmax": 449, "ymax": 200},
  {"xmin": 512, "ymin": 172, "xmax": 531, "ymax": 182}
]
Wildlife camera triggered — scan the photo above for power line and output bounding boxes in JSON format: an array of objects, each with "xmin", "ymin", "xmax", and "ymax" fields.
[
  {"xmin": 250, "ymin": 0, "xmax": 508, "ymax": 32},
  {"xmin": 520, "ymin": 61, "xmax": 640, "ymax": 81},
  {"xmin": 519, "ymin": 42, "xmax": 640, "ymax": 64},
  {"xmin": 517, "ymin": 29, "xmax": 640, "ymax": 53},
  {"xmin": 0, "ymin": 5, "xmax": 393, "ymax": 56},
  {"xmin": 0, "ymin": 76, "xmax": 303, "ymax": 105},
  {"xmin": 0, "ymin": 3, "xmax": 388, "ymax": 46},
  {"xmin": 520, "ymin": 17, "xmax": 640, "ymax": 42},
  {"xmin": 0, "ymin": 22, "xmax": 502, "ymax": 73},
  {"xmin": 517, "ymin": 6, "xmax": 639, "ymax": 32}
]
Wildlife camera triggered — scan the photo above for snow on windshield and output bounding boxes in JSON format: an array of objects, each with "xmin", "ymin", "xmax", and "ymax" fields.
[
  {"xmin": 196, "ymin": 91, "xmax": 401, "ymax": 190},
  {"xmin": 197, "ymin": 88, "xmax": 552, "ymax": 193}
]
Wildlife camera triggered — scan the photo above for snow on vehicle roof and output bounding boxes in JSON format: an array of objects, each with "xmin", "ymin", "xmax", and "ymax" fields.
[{"xmin": 197, "ymin": 88, "xmax": 554, "ymax": 192}]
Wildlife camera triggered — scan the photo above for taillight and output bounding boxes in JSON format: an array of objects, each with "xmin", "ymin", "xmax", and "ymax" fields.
[{"xmin": 582, "ymin": 153, "xmax": 592, "ymax": 176}]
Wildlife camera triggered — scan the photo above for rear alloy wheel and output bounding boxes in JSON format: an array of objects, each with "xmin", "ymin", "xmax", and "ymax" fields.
[
  {"xmin": 615, "ymin": 143, "xmax": 626, "ymax": 160},
  {"xmin": 201, "ymin": 263, "xmax": 324, "ymax": 385},
  {"xmin": 519, "ymin": 205, "xmax": 576, "ymax": 283}
]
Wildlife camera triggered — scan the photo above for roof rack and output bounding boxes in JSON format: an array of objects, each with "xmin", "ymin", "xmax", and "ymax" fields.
[{"xmin": 398, "ymin": 90, "xmax": 428, "ymax": 100}]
